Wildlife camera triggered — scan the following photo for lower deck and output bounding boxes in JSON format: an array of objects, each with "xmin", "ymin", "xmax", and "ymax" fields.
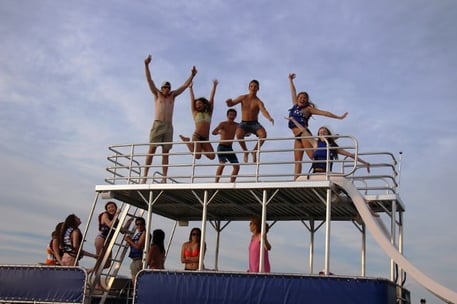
[
  {"xmin": 135, "ymin": 270, "xmax": 404, "ymax": 304},
  {"xmin": 0, "ymin": 265, "xmax": 407, "ymax": 304}
]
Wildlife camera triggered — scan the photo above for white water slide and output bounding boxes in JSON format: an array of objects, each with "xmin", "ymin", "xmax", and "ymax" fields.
[{"xmin": 331, "ymin": 177, "xmax": 457, "ymax": 304}]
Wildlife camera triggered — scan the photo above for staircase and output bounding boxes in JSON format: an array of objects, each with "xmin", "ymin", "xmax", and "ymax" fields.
[{"xmin": 86, "ymin": 203, "xmax": 145, "ymax": 304}]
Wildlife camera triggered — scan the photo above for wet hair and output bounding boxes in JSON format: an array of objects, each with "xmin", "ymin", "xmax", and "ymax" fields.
[
  {"xmin": 152, "ymin": 229, "xmax": 166, "ymax": 254},
  {"xmin": 227, "ymin": 108, "xmax": 237, "ymax": 116},
  {"xmin": 188, "ymin": 227, "xmax": 201, "ymax": 241}
]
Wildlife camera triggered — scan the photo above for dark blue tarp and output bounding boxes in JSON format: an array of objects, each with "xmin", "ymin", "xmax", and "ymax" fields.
[
  {"xmin": 135, "ymin": 270, "xmax": 397, "ymax": 304},
  {"xmin": 0, "ymin": 265, "xmax": 86, "ymax": 303}
]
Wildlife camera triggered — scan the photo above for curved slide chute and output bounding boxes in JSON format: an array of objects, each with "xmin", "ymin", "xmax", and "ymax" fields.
[{"xmin": 331, "ymin": 177, "xmax": 457, "ymax": 304}]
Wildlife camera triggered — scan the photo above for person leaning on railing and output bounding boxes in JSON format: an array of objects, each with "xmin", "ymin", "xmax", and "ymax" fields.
[
  {"xmin": 312, "ymin": 126, "xmax": 370, "ymax": 173},
  {"xmin": 286, "ymin": 116, "xmax": 370, "ymax": 174}
]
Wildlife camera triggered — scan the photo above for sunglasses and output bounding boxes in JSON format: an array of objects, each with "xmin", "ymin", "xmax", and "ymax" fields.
[
  {"xmin": 136, "ymin": 222, "xmax": 144, "ymax": 226},
  {"xmin": 192, "ymin": 232, "xmax": 200, "ymax": 236},
  {"xmin": 161, "ymin": 86, "xmax": 170, "ymax": 89}
]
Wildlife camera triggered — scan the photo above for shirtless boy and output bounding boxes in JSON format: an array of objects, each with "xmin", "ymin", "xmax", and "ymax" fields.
[
  {"xmin": 226, "ymin": 80, "xmax": 274, "ymax": 163},
  {"xmin": 142, "ymin": 54, "xmax": 197, "ymax": 183},
  {"xmin": 212, "ymin": 109, "xmax": 240, "ymax": 182}
]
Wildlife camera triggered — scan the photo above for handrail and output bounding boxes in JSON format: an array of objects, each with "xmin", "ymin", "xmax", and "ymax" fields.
[
  {"xmin": 103, "ymin": 135, "xmax": 399, "ymax": 195},
  {"xmin": 106, "ymin": 145, "xmax": 141, "ymax": 184}
]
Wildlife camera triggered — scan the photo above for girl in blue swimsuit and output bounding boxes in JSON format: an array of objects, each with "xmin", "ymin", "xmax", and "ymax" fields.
[
  {"xmin": 287, "ymin": 116, "xmax": 370, "ymax": 174},
  {"xmin": 288, "ymin": 73, "xmax": 349, "ymax": 179}
]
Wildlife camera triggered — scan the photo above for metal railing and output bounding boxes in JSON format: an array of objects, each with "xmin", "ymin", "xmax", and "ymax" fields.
[{"xmin": 104, "ymin": 135, "xmax": 400, "ymax": 195}]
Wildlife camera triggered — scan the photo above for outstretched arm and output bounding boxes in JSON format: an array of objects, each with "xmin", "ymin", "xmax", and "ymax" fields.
[
  {"xmin": 289, "ymin": 73, "xmax": 298, "ymax": 105},
  {"xmin": 337, "ymin": 148, "xmax": 371, "ymax": 173},
  {"xmin": 308, "ymin": 107, "xmax": 348, "ymax": 120},
  {"xmin": 189, "ymin": 82, "xmax": 197, "ymax": 114},
  {"xmin": 226, "ymin": 95, "xmax": 244, "ymax": 107},
  {"xmin": 173, "ymin": 66, "xmax": 198, "ymax": 97},
  {"xmin": 208, "ymin": 79, "xmax": 218, "ymax": 113},
  {"xmin": 144, "ymin": 55, "xmax": 159, "ymax": 97},
  {"xmin": 258, "ymin": 100, "xmax": 274, "ymax": 125},
  {"xmin": 73, "ymin": 230, "xmax": 96, "ymax": 259}
]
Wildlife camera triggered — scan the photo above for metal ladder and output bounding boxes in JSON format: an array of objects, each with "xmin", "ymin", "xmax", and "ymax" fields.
[{"xmin": 86, "ymin": 203, "xmax": 145, "ymax": 303}]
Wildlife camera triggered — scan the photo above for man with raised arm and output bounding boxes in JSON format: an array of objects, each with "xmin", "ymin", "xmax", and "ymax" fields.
[
  {"xmin": 226, "ymin": 80, "xmax": 274, "ymax": 163},
  {"xmin": 142, "ymin": 55, "xmax": 197, "ymax": 183}
]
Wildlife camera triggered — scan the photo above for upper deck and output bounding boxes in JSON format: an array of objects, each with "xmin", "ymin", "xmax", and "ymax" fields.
[{"xmin": 95, "ymin": 134, "xmax": 403, "ymax": 222}]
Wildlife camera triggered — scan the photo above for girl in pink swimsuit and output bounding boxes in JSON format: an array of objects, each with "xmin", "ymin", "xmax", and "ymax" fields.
[{"xmin": 248, "ymin": 216, "xmax": 271, "ymax": 273}]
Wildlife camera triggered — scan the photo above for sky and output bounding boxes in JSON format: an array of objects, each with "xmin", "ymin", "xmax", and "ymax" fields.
[{"xmin": 1, "ymin": 0, "xmax": 456, "ymax": 302}]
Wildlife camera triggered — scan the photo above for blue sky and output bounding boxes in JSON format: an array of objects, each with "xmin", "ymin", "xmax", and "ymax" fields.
[{"xmin": 1, "ymin": 0, "xmax": 456, "ymax": 302}]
